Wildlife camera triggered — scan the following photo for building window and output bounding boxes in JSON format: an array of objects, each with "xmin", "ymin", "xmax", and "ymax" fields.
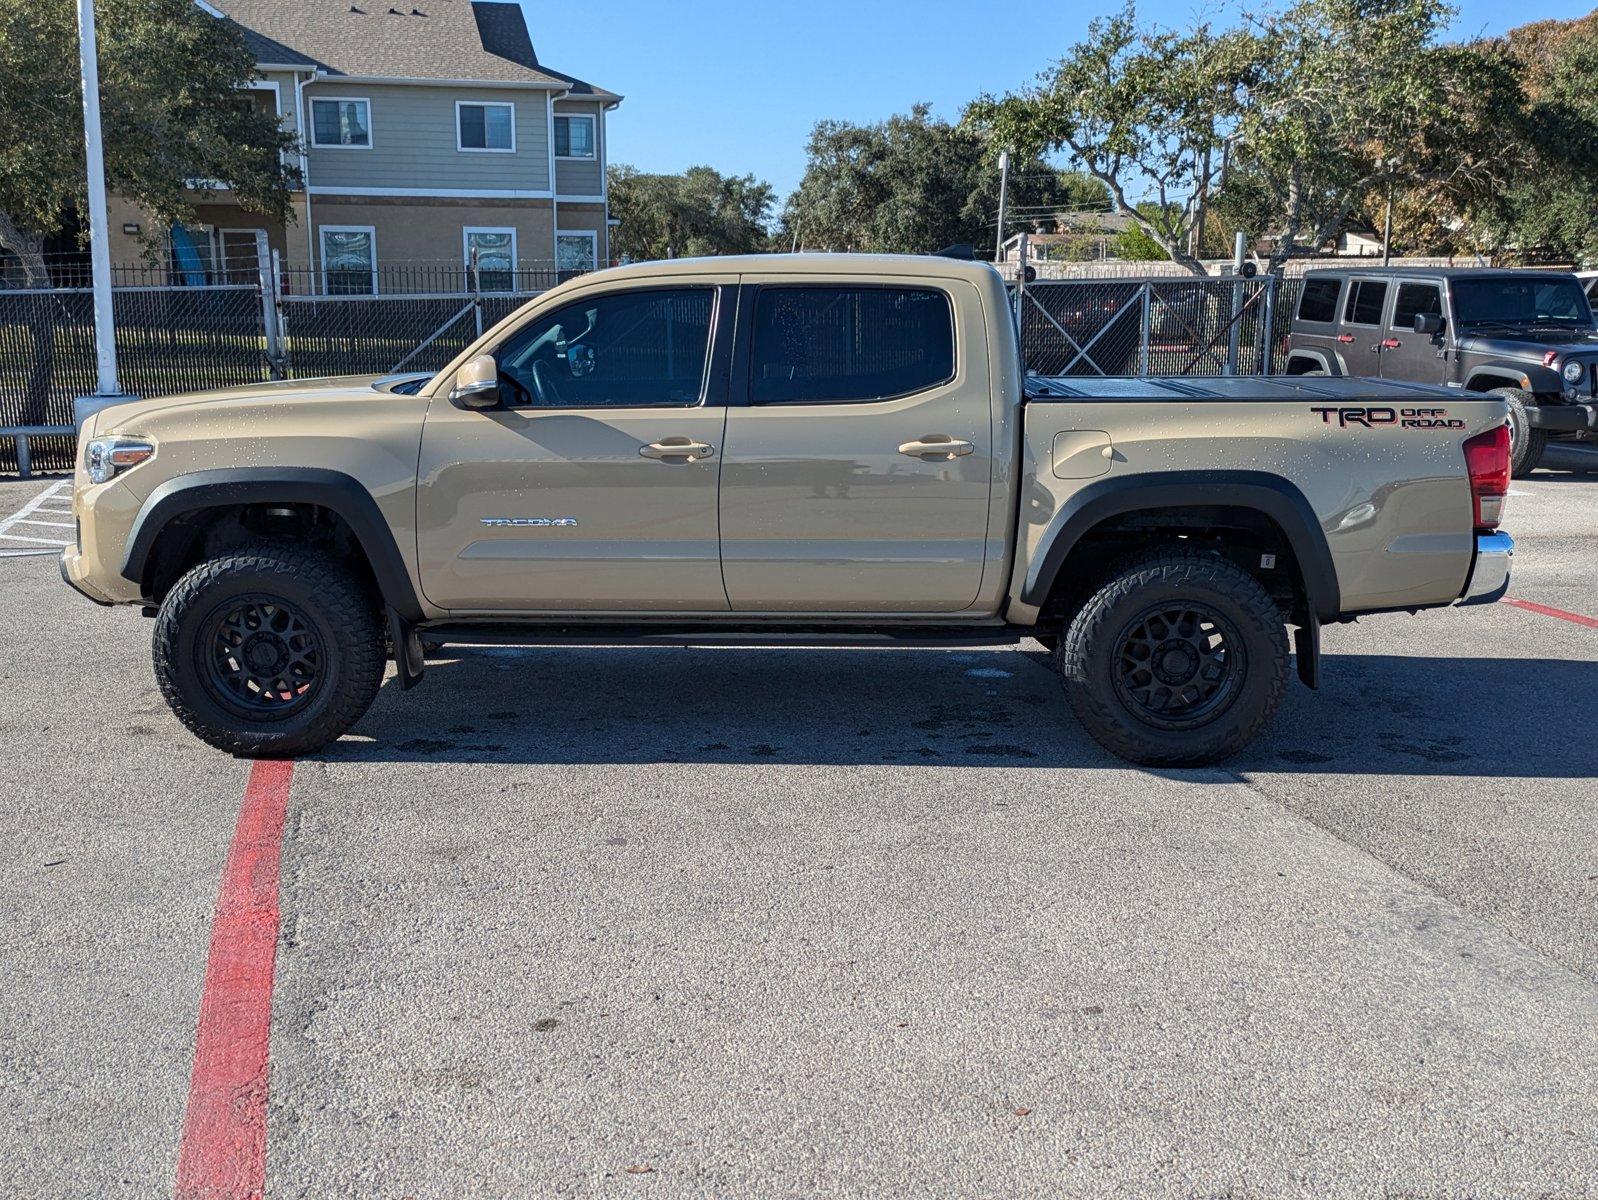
[
  {"xmin": 464, "ymin": 227, "xmax": 517, "ymax": 292},
  {"xmin": 457, "ymin": 101, "xmax": 515, "ymax": 152},
  {"xmin": 310, "ymin": 98, "xmax": 371, "ymax": 148},
  {"xmin": 554, "ymin": 114, "xmax": 595, "ymax": 159},
  {"xmin": 321, "ymin": 226, "xmax": 377, "ymax": 294},
  {"xmin": 556, "ymin": 230, "xmax": 598, "ymax": 274}
]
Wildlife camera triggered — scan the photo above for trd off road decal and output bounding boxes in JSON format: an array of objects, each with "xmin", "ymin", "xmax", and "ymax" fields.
[{"xmin": 1311, "ymin": 407, "xmax": 1466, "ymax": 430}]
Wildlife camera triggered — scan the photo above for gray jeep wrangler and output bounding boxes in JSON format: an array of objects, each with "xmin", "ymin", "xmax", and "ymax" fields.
[{"xmin": 1284, "ymin": 267, "xmax": 1598, "ymax": 476}]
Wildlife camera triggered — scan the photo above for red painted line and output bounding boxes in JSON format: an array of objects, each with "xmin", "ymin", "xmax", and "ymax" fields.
[
  {"xmin": 1502, "ymin": 598, "xmax": 1598, "ymax": 629},
  {"xmin": 174, "ymin": 760, "xmax": 294, "ymax": 1200}
]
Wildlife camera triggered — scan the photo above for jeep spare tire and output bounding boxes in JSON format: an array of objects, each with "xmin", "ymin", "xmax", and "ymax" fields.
[{"xmin": 1493, "ymin": 386, "xmax": 1547, "ymax": 478}]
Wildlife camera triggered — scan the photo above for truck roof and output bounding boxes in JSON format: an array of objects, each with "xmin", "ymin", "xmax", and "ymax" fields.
[
  {"xmin": 1299, "ymin": 266, "xmax": 1578, "ymax": 281},
  {"xmin": 589, "ymin": 252, "xmax": 1003, "ymax": 285},
  {"xmin": 1027, "ymin": 375, "xmax": 1463, "ymax": 401}
]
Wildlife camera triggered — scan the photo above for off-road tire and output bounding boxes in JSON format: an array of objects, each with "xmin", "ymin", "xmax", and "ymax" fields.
[
  {"xmin": 153, "ymin": 544, "xmax": 384, "ymax": 757},
  {"xmin": 1057, "ymin": 551, "xmax": 1289, "ymax": 767},
  {"xmin": 1493, "ymin": 386, "xmax": 1547, "ymax": 478}
]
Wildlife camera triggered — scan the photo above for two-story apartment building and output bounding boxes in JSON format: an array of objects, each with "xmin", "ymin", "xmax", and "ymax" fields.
[{"xmin": 107, "ymin": 0, "xmax": 619, "ymax": 293}]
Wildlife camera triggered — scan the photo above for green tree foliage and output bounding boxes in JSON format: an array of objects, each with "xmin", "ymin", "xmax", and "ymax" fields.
[
  {"xmin": 782, "ymin": 103, "xmax": 1107, "ymax": 255},
  {"xmin": 966, "ymin": 8, "xmax": 1257, "ymax": 274},
  {"xmin": 606, "ymin": 165, "xmax": 775, "ymax": 261},
  {"xmin": 1479, "ymin": 13, "xmax": 1598, "ymax": 264},
  {"xmin": 0, "ymin": 0, "xmax": 298, "ymax": 280},
  {"xmin": 968, "ymin": 0, "xmax": 1523, "ymax": 274}
]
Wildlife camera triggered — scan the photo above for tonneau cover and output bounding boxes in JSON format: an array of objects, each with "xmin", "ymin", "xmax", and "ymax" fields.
[{"xmin": 1026, "ymin": 375, "xmax": 1464, "ymax": 402}]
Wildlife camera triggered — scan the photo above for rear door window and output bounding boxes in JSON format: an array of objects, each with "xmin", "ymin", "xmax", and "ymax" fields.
[
  {"xmin": 749, "ymin": 286, "xmax": 955, "ymax": 405},
  {"xmin": 1343, "ymin": 280, "xmax": 1389, "ymax": 326},
  {"xmin": 1392, "ymin": 283, "xmax": 1442, "ymax": 329},
  {"xmin": 1297, "ymin": 278, "xmax": 1342, "ymax": 324}
]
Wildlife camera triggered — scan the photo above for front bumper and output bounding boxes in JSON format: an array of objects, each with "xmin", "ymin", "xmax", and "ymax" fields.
[
  {"xmin": 1458, "ymin": 531, "xmax": 1513, "ymax": 606},
  {"xmin": 59, "ymin": 543, "xmax": 117, "ymax": 606},
  {"xmin": 1530, "ymin": 400, "xmax": 1597, "ymax": 431}
]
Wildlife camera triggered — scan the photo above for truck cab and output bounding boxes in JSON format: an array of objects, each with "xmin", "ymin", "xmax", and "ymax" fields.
[{"xmin": 1284, "ymin": 267, "xmax": 1598, "ymax": 475}]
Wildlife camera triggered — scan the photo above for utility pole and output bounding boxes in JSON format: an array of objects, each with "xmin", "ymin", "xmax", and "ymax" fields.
[
  {"xmin": 1381, "ymin": 161, "xmax": 1396, "ymax": 266},
  {"xmin": 994, "ymin": 149, "xmax": 1011, "ymax": 267},
  {"xmin": 73, "ymin": 0, "xmax": 133, "ymax": 428}
]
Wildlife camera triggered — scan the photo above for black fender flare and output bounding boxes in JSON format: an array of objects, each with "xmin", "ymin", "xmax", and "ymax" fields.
[
  {"xmin": 120, "ymin": 467, "xmax": 425, "ymax": 622},
  {"xmin": 1464, "ymin": 364, "xmax": 1553, "ymax": 395},
  {"xmin": 1021, "ymin": 470, "xmax": 1341, "ymax": 623}
]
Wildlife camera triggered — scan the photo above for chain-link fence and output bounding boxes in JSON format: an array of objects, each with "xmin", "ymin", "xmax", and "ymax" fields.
[
  {"xmin": 1, "ymin": 284, "xmax": 267, "ymax": 473},
  {"xmin": 1013, "ymin": 276, "xmax": 1306, "ymax": 378},
  {"xmin": 5, "ymin": 265, "xmax": 1317, "ymax": 476}
]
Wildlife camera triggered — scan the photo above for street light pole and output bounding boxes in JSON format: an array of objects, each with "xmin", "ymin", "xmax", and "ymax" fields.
[
  {"xmin": 994, "ymin": 149, "xmax": 1011, "ymax": 266},
  {"xmin": 73, "ymin": 0, "xmax": 131, "ymax": 427}
]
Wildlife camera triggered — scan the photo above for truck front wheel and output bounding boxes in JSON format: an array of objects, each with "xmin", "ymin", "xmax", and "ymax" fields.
[
  {"xmin": 1058, "ymin": 552, "xmax": 1289, "ymax": 767},
  {"xmin": 152, "ymin": 544, "xmax": 385, "ymax": 757}
]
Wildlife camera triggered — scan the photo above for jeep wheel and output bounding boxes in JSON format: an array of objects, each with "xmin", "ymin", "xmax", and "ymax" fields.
[
  {"xmin": 152, "ymin": 544, "xmax": 385, "ymax": 757},
  {"xmin": 1494, "ymin": 387, "xmax": 1547, "ymax": 478},
  {"xmin": 1058, "ymin": 551, "xmax": 1289, "ymax": 767}
]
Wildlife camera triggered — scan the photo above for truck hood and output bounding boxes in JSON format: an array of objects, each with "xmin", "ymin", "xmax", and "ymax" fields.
[
  {"xmin": 92, "ymin": 373, "xmax": 429, "ymax": 435},
  {"xmin": 1457, "ymin": 329, "xmax": 1598, "ymax": 358}
]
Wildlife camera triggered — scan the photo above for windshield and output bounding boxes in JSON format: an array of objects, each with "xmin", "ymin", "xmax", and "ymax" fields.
[{"xmin": 1451, "ymin": 277, "xmax": 1594, "ymax": 328}]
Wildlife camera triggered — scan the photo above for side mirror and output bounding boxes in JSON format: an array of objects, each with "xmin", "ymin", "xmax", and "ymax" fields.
[
  {"xmin": 450, "ymin": 353, "xmax": 501, "ymax": 410},
  {"xmin": 1414, "ymin": 312, "xmax": 1444, "ymax": 336}
]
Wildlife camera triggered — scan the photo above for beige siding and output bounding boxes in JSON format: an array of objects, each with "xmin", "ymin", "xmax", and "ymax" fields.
[
  {"xmin": 554, "ymin": 101, "xmax": 605, "ymax": 198},
  {"xmin": 284, "ymin": 195, "xmax": 557, "ymax": 277},
  {"xmin": 301, "ymin": 83, "xmax": 553, "ymax": 193}
]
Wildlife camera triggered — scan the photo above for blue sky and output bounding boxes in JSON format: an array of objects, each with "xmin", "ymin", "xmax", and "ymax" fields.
[{"xmin": 522, "ymin": 0, "xmax": 1596, "ymax": 203}]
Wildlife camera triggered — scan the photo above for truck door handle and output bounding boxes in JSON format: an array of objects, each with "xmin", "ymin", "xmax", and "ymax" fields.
[
  {"xmin": 899, "ymin": 435, "xmax": 974, "ymax": 460},
  {"xmin": 639, "ymin": 438, "xmax": 714, "ymax": 461},
  {"xmin": 1381, "ymin": 338, "xmax": 1402, "ymax": 350}
]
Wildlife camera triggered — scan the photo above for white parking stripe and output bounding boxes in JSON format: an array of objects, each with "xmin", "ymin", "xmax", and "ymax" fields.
[{"xmin": 0, "ymin": 481, "xmax": 73, "ymax": 553}]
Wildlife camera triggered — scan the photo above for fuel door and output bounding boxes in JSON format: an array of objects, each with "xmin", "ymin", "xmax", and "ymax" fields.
[{"xmin": 1052, "ymin": 430, "xmax": 1114, "ymax": 479}]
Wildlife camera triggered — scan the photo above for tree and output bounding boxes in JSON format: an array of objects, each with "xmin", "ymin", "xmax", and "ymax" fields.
[
  {"xmin": 607, "ymin": 164, "xmax": 775, "ymax": 261},
  {"xmin": 965, "ymin": 7, "xmax": 1257, "ymax": 275},
  {"xmin": 0, "ymin": 0, "xmax": 298, "ymax": 278},
  {"xmin": 0, "ymin": 0, "xmax": 297, "ymax": 421},
  {"xmin": 781, "ymin": 103, "xmax": 1106, "ymax": 255},
  {"xmin": 966, "ymin": 0, "xmax": 1523, "ymax": 275},
  {"xmin": 1476, "ymin": 13, "xmax": 1598, "ymax": 263}
]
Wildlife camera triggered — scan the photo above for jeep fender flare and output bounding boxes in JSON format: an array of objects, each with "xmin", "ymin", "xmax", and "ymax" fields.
[
  {"xmin": 1021, "ymin": 470, "xmax": 1341, "ymax": 624},
  {"xmin": 120, "ymin": 467, "xmax": 425, "ymax": 622},
  {"xmin": 1285, "ymin": 349, "xmax": 1335, "ymax": 375},
  {"xmin": 1464, "ymin": 364, "xmax": 1555, "ymax": 395}
]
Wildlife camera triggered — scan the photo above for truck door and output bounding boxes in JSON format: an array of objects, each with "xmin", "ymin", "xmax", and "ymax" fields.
[
  {"xmin": 1341, "ymin": 277, "xmax": 1390, "ymax": 376},
  {"xmin": 1380, "ymin": 280, "xmax": 1447, "ymax": 383},
  {"xmin": 415, "ymin": 280, "xmax": 735, "ymax": 612},
  {"xmin": 716, "ymin": 278, "xmax": 994, "ymax": 613}
]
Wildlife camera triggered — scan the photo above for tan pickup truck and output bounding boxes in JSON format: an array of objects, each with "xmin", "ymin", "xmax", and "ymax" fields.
[{"xmin": 61, "ymin": 253, "xmax": 1514, "ymax": 766}]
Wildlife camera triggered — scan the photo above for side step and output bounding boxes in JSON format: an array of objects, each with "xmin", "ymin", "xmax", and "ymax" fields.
[{"xmin": 417, "ymin": 622, "xmax": 1023, "ymax": 650}]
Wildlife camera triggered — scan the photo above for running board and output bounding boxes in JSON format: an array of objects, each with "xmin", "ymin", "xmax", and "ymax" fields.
[{"xmin": 418, "ymin": 622, "xmax": 1023, "ymax": 650}]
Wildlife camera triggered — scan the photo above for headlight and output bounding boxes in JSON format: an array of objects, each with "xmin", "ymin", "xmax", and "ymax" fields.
[
  {"xmin": 84, "ymin": 436, "xmax": 154, "ymax": 484},
  {"xmin": 1563, "ymin": 359, "xmax": 1586, "ymax": 384}
]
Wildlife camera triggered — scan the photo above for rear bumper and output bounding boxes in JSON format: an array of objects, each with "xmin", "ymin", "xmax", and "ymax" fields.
[
  {"xmin": 1458, "ymin": 531, "xmax": 1513, "ymax": 606},
  {"xmin": 1530, "ymin": 401, "xmax": 1597, "ymax": 431}
]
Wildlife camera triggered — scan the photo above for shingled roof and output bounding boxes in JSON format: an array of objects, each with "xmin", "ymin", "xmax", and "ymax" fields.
[{"xmin": 207, "ymin": 0, "xmax": 617, "ymax": 97}]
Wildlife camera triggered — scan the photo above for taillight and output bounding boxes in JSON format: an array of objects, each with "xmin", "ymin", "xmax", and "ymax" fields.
[{"xmin": 1463, "ymin": 424, "xmax": 1510, "ymax": 530}]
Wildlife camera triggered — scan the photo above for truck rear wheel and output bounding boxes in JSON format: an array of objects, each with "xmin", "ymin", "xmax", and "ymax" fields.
[
  {"xmin": 152, "ymin": 544, "xmax": 385, "ymax": 757},
  {"xmin": 1058, "ymin": 551, "xmax": 1289, "ymax": 767},
  {"xmin": 1493, "ymin": 387, "xmax": 1547, "ymax": 478}
]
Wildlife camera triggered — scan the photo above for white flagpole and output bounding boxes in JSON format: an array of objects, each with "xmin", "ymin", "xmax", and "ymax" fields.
[{"xmin": 76, "ymin": 0, "xmax": 122, "ymax": 401}]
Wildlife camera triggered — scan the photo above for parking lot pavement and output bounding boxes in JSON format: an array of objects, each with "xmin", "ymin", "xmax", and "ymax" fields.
[{"xmin": 2, "ymin": 461, "xmax": 1596, "ymax": 1197}]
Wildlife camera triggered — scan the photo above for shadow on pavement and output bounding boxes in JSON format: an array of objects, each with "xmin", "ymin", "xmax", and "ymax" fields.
[{"xmin": 330, "ymin": 645, "xmax": 1598, "ymax": 778}]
